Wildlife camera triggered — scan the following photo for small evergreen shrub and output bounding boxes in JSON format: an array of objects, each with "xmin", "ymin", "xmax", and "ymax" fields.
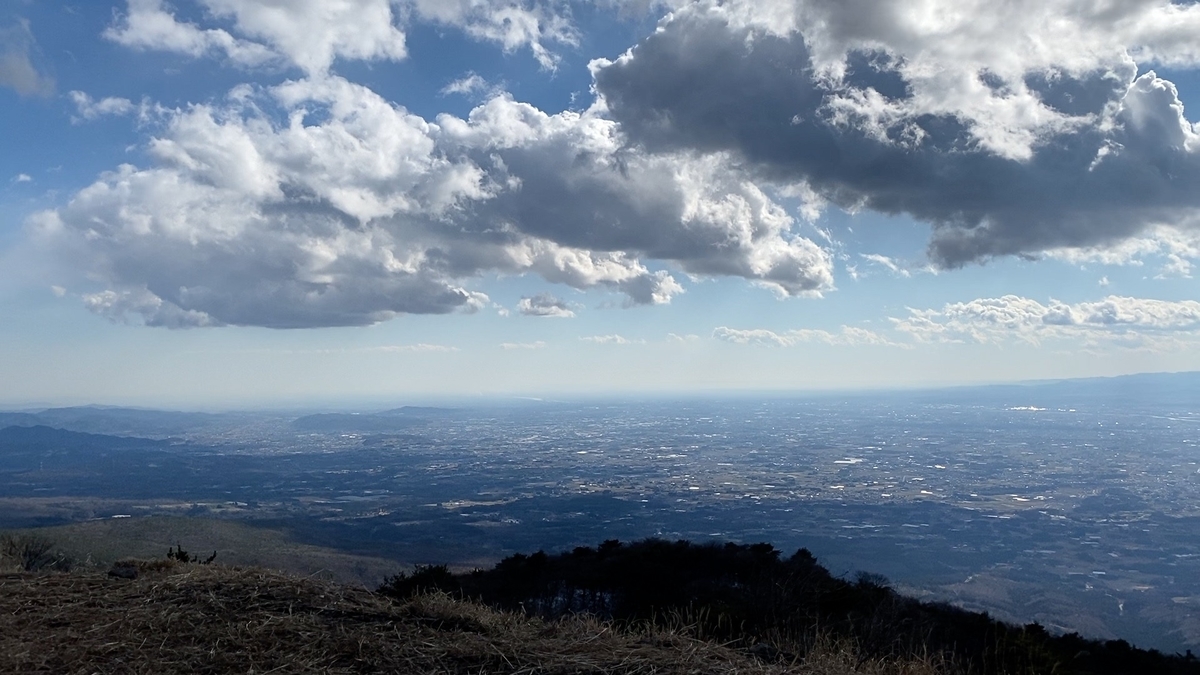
[
  {"xmin": 379, "ymin": 564, "xmax": 460, "ymax": 598},
  {"xmin": 166, "ymin": 545, "xmax": 217, "ymax": 564}
]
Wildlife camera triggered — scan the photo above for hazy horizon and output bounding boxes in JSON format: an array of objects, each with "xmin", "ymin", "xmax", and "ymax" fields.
[{"xmin": 2, "ymin": 367, "xmax": 1196, "ymax": 413}]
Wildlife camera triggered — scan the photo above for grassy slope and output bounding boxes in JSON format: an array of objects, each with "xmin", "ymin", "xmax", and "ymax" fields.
[
  {"xmin": 16, "ymin": 516, "xmax": 401, "ymax": 587},
  {"xmin": 0, "ymin": 563, "xmax": 943, "ymax": 675}
]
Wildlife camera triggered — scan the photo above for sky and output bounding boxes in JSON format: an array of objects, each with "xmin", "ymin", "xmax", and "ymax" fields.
[{"xmin": 2, "ymin": 0, "xmax": 1200, "ymax": 408}]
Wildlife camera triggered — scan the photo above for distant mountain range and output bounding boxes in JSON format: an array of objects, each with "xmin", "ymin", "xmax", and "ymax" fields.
[
  {"xmin": 291, "ymin": 406, "xmax": 460, "ymax": 433},
  {"xmin": 895, "ymin": 370, "xmax": 1200, "ymax": 410},
  {"xmin": 0, "ymin": 406, "xmax": 224, "ymax": 437},
  {"xmin": 1, "ymin": 370, "xmax": 1196, "ymax": 435},
  {"xmin": 0, "ymin": 403, "xmax": 464, "ymax": 437},
  {"xmin": 0, "ymin": 425, "xmax": 173, "ymax": 475}
]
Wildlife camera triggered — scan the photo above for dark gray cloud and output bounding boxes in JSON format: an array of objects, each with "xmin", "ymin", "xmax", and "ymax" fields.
[
  {"xmin": 592, "ymin": 9, "xmax": 1200, "ymax": 267},
  {"xmin": 456, "ymin": 102, "xmax": 833, "ymax": 294}
]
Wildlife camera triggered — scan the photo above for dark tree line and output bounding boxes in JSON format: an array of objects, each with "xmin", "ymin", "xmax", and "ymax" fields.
[{"xmin": 380, "ymin": 538, "xmax": 1200, "ymax": 675}]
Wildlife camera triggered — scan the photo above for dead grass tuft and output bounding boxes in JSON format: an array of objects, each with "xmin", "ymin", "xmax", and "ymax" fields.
[{"xmin": 0, "ymin": 564, "xmax": 951, "ymax": 674}]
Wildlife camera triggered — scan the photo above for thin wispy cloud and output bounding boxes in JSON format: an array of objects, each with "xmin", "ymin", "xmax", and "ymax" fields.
[
  {"xmin": 500, "ymin": 341, "xmax": 547, "ymax": 350},
  {"xmin": 375, "ymin": 344, "xmax": 460, "ymax": 353},
  {"xmin": 0, "ymin": 20, "xmax": 54, "ymax": 97},
  {"xmin": 859, "ymin": 254, "xmax": 911, "ymax": 278},
  {"xmin": 580, "ymin": 335, "xmax": 644, "ymax": 345},
  {"xmin": 713, "ymin": 326, "xmax": 900, "ymax": 348}
]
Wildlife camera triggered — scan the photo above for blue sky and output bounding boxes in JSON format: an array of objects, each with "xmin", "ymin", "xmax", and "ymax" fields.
[{"xmin": 2, "ymin": 0, "xmax": 1200, "ymax": 408}]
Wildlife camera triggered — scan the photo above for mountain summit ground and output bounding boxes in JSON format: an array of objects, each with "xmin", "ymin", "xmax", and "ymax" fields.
[{"xmin": 0, "ymin": 562, "xmax": 940, "ymax": 674}]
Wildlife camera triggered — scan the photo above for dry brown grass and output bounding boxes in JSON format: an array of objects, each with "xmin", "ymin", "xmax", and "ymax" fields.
[
  {"xmin": 11, "ymin": 516, "xmax": 401, "ymax": 586},
  {"xmin": 0, "ymin": 564, "xmax": 951, "ymax": 674}
]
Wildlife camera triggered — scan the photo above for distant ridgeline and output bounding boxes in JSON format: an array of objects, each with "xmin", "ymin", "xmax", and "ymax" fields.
[{"xmin": 380, "ymin": 539, "xmax": 1200, "ymax": 675}]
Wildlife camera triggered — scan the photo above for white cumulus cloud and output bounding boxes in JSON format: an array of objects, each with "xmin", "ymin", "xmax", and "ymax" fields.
[
  {"xmin": 892, "ymin": 295, "xmax": 1200, "ymax": 348},
  {"xmin": 410, "ymin": 0, "xmax": 578, "ymax": 70},
  {"xmin": 105, "ymin": 0, "xmax": 279, "ymax": 68},
  {"xmin": 69, "ymin": 91, "xmax": 136, "ymax": 122},
  {"xmin": 33, "ymin": 72, "xmax": 833, "ymax": 328},
  {"xmin": 105, "ymin": 0, "xmax": 582, "ymax": 74},
  {"xmin": 517, "ymin": 292, "xmax": 575, "ymax": 317}
]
